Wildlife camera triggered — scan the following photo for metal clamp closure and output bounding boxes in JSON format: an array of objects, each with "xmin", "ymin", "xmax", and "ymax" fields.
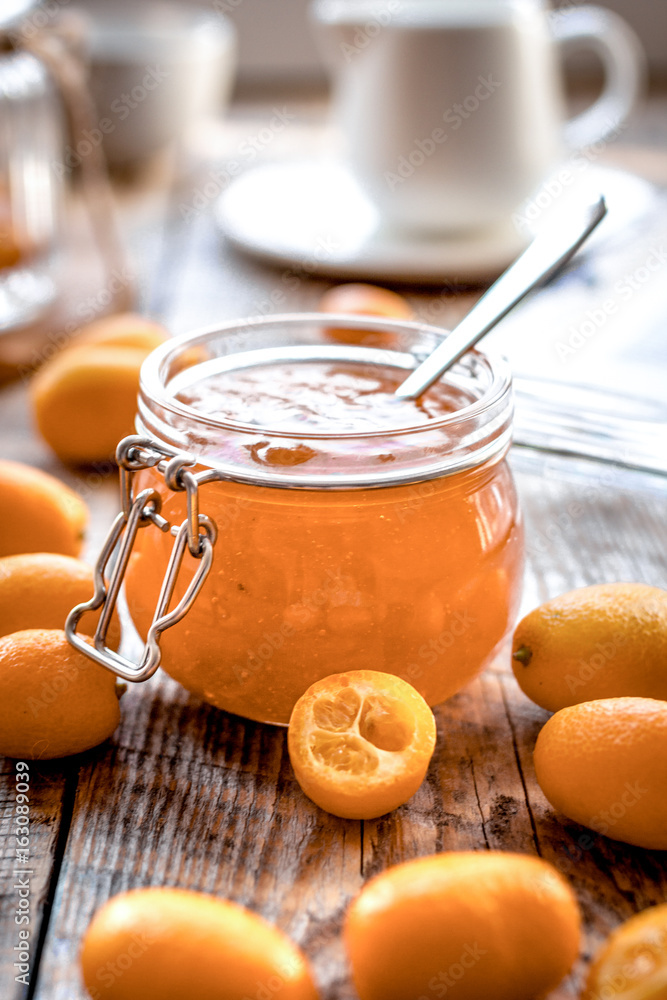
[{"xmin": 65, "ymin": 435, "xmax": 217, "ymax": 683}]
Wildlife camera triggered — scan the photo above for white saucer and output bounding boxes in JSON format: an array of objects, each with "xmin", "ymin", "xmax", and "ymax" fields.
[{"xmin": 215, "ymin": 158, "xmax": 657, "ymax": 286}]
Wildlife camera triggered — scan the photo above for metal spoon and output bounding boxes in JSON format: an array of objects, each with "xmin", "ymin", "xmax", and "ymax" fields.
[{"xmin": 394, "ymin": 195, "xmax": 608, "ymax": 400}]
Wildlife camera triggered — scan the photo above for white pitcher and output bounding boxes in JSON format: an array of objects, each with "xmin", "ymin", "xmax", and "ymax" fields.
[{"xmin": 312, "ymin": 0, "xmax": 645, "ymax": 234}]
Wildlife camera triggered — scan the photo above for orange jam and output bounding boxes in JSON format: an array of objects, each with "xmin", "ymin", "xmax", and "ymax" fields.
[{"xmin": 126, "ymin": 320, "xmax": 523, "ymax": 724}]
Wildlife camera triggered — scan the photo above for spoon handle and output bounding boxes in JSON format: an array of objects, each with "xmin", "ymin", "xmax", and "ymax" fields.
[{"xmin": 394, "ymin": 195, "xmax": 608, "ymax": 400}]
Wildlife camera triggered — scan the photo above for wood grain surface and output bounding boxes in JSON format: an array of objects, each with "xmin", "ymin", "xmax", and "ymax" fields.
[{"xmin": 1, "ymin": 99, "xmax": 666, "ymax": 1000}]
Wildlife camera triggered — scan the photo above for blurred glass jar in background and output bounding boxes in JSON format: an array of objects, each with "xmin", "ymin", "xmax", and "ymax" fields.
[{"xmin": 0, "ymin": 38, "xmax": 64, "ymax": 331}]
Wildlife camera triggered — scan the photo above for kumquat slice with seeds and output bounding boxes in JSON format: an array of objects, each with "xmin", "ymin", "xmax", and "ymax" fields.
[{"xmin": 287, "ymin": 670, "xmax": 437, "ymax": 819}]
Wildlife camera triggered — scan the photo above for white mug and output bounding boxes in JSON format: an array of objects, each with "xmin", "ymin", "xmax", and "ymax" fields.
[{"xmin": 311, "ymin": 0, "xmax": 645, "ymax": 234}]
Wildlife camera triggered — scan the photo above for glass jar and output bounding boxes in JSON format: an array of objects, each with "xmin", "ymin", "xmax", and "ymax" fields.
[
  {"xmin": 113, "ymin": 315, "xmax": 524, "ymax": 726},
  {"xmin": 0, "ymin": 38, "xmax": 64, "ymax": 330}
]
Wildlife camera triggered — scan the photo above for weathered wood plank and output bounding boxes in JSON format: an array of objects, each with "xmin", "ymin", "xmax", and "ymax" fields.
[
  {"xmin": 363, "ymin": 666, "xmax": 540, "ymax": 875},
  {"xmin": 0, "ymin": 757, "xmax": 73, "ymax": 1000},
  {"xmin": 30, "ymin": 674, "xmax": 362, "ymax": 1000},
  {"xmin": 362, "ymin": 458, "xmax": 667, "ymax": 999},
  {"xmin": 505, "ymin": 462, "xmax": 667, "ymax": 994},
  {"xmin": 6, "ymin": 448, "xmax": 667, "ymax": 1000},
  {"xmin": 0, "ymin": 396, "xmax": 118, "ymax": 1000},
  {"xmin": 501, "ymin": 671, "xmax": 667, "ymax": 996}
]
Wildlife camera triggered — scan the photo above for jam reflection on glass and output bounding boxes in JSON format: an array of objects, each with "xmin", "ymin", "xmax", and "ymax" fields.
[{"xmin": 125, "ymin": 360, "xmax": 524, "ymax": 725}]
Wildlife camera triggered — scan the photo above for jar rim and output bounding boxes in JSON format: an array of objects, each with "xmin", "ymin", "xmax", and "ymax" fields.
[
  {"xmin": 138, "ymin": 313, "xmax": 514, "ymax": 488},
  {"xmin": 141, "ymin": 313, "xmax": 511, "ymax": 435}
]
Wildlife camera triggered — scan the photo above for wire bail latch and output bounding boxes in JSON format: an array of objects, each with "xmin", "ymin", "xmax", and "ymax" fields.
[{"xmin": 65, "ymin": 435, "xmax": 217, "ymax": 682}]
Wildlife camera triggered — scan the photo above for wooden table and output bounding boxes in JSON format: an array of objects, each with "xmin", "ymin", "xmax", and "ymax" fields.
[{"xmin": 1, "ymin": 96, "xmax": 667, "ymax": 1000}]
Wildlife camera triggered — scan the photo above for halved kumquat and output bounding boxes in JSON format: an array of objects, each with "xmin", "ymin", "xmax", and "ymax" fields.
[
  {"xmin": 582, "ymin": 903, "xmax": 667, "ymax": 1000},
  {"xmin": 287, "ymin": 670, "xmax": 436, "ymax": 819}
]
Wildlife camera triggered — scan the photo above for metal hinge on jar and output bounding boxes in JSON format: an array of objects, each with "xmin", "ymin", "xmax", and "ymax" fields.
[{"xmin": 65, "ymin": 435, "xmax": 217, "ymax": 682}]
